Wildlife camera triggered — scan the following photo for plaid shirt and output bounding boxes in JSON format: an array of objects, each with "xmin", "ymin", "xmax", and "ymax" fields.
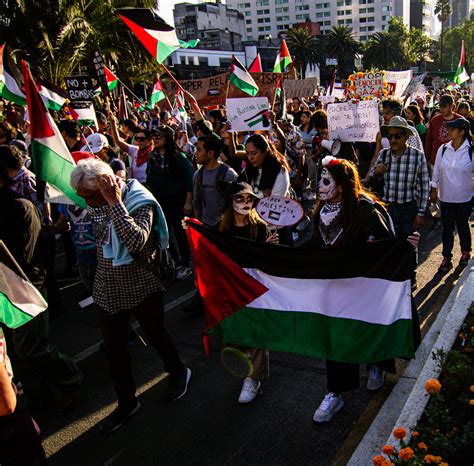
[
  {"xmin": 88, "ymin": 202, "xmax": 164, "ymax": 314},
  {"xmin": 373, "ymin": 146, "xmax": 430, "ymax": 215}
]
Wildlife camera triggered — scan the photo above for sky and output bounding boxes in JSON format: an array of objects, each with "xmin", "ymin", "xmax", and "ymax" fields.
[{"xmin": 158, "ymin": 0, "xmax": 200, "ymax": 26}]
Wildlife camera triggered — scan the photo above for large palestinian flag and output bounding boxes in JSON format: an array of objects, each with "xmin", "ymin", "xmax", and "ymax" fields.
[
  {"xmin": 0, "ymin": 44, "xmax": 26, "ymax": 106},
  {"xmin": 21, "ymin": 61, "xmax": 85, "ymax": 208},
  {"xmin": 186, "ymin": 219, "xmax": 416, "ymax": 364},
  {"xmin": 116, "ymin": 8, "xmax": 182, "ymax": 64}
]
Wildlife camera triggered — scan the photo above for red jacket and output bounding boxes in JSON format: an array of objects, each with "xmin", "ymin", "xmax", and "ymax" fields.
[{"xmin": 425, "ymin": 112, "xmax": 461, "ymax": 164}]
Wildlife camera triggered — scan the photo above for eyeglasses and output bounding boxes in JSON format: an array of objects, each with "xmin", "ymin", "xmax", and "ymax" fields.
[
  {"xmin": 386, "ymin": 132, "xmax": 404, "ymax": 140},
  {"xmin": 135, "ymin": 136, "xmax": 147, "ymax": 142}
]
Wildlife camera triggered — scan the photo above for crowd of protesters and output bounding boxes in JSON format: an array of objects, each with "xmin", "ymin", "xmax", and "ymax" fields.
[{"xmin": 0, "ymin": 80, "xmax": 473, "ymax": 464}]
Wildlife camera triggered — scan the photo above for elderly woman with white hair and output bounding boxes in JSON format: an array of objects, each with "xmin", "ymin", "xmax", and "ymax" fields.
[{"xmin": 70, "ymin": 158, "xmax": 191, "ymax": 434}]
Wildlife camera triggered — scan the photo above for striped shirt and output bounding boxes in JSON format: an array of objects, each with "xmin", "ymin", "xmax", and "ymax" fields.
[{"xmin": 373, "ymin": 146, "xmax": 430, "ymax": 215}]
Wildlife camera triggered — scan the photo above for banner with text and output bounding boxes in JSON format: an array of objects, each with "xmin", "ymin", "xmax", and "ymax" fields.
[
  {"xmin": 385, "ymin": 70, "xmax": 412, "ymax": 98},
  {"xmin": 283, "ymin": 77, "xmax": 319, "ymax": 99},
  {"xmin": 327, "ymin": 100, "xmax": 380, "ymax": 143},
  {"xmin": 226, "ymin": 97, "xmax": 270, "ymax": 132}
]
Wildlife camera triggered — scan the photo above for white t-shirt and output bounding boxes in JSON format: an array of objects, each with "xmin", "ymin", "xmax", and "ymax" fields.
[{"xmin": 128, "ymin": 145, "xmax": 148, "ymax": 184}]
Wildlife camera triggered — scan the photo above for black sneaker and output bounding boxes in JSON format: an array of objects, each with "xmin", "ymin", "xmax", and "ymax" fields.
[
  {"xmin": 163, "ymin": 367, "xmax": 191, "ymax": 402},
  {"xmin": 99, "ymin": 401, "xmax": 141, "ymax": 434}
]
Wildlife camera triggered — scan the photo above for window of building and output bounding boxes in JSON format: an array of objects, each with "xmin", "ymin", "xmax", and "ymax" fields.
[
  {"xmin": 381, "ymin": 5, "xmax": 390, "ymax": 12},
  {"xmin": 295, "ymin": 5, "xmax": 309, "ymax": 11},
  {"xmin": 258, "ymin": 26, "xmax": 265, "ymax": 31},
  {"xmin": 359, "ymin": 8, "xmax": 366, "ymax": 13},
  {"xmin": 338, "ymin": 19, "xmax": 344, "ymax": 24},
  {"xmin": 198, "ymin": 57, "xmax": 208, "ymax": 66},
  {"xmin": 360, "ymin": 35, "xmax": 367, "ymax": 41},
  {"xmin": 337, "ymin": 10, "xmax": 344, "ymax": 16},
  {"xmin": 316, "ymin": 12, "xmax": 324, "ymax": 18},
  {"xmin": 324, "ymin": 12, "xmax": 331, "ymax": 17},
  {"xmin": 345, "ymin": 0, "xmax": 352, "ymax": 4},
  {"xmin": 277, "ymin": 24, "xmax": 288, "ymax": 30},
  {"xmin": 246, "ymin": 35, "xmax": 253, "ymax": 40},
  {"xmin": 246, "ymin": 27, "xmax": 252, "ymax": 32},
  {"xmin": 257, "ymin": 9, "xmax": 270, "ymax": 14},
  {"xmin": 296, "ymin": 14, "xmax": 305, "ymax": 19},
  {"xmin": 238, "ymin": 3, "xmax": 251, "ymax": 8},
  {"xmin": 246, "ymin": 19, "xmax": 252, "ymax": 24},
  {"xmin": 276, "ymin": 16, "xmax": 289, "ymax": 21},
  {"xmin": 346, "ymin": 18, "xmax": 352, "ymax": 24},
  {"xmin": 275, "ymin": 0, "xmax": 289, "ymax": 4},
  {"xmin": 256, "ymin": 0, "xmax": 269, "ymax": 5},
  {"xmin": 367, "ymin": 25, "xmax": 374, "ymax": 31},
  {"xmin": 367, "ymin": 16, "xmax": 374, "ymax": 21},
  {"xmin": 337, "ymin": 0, "xmax": 343, "ymax": 5},
  {"xmin": 245, "ymin": 11, "xmax": 251, "ymax": 16},
  {"xmin": 359, "ymin": 0, "xmax": 366, "ymax": 3},
  {"xmin": 275, "ymin": 7, "xmax": 288, "ymax": 12},
  {"xmin": 367, "ymin": 7, "xmax": 374, "ymax": 12},
  {"xmin": 360, "ymin": 26, "xmax": 367, "ymax": 31},
  {"xmin": 360, "ymin": 17, "xmax": 366, "ymax": 22},
  {"xmin": 324, "ymin": 20, "xmax": 331, "ymax": 25},
  {"xmin": 382, "ymin": 15, "xmax": 388, "ymax": 21}
]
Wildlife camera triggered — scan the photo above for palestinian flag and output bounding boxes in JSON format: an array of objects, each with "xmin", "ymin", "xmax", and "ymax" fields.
[
  {"xmin": 454, "ymin": 40, "xmax": 469, "ymax": 85},
  {"xmin": 116, "ymin": 8, "xmax": 182, "ymax": 64},
  {"xmin": 94, "ymin": 65, "xmax": 119, "ymax": 96},
  {"xmin": 148, "ymin": 79, "xmax": 166, "ymax": 108},
  {"xmin": 273, "ymin": 40, "xmax": 292, "ymax": 73},
  {"xmin": 275, "ymin": 74, "xmax": 282, "ymax": 98},
  {"xmin": 248, "ymin": 54, "xmax": 262, "ymax": 73},
  {"xmin": 21, "ymin": 61, "xmax": 85, "ymax": 208},
  {"xmin": 229, "ymin": 56, "xmax": 259, "ymax": 97},
  {"xmin": 38, "ymin": 79, "xmax": 67, "ymax": 111},
  {"xmin": 186, "ymin": 220, "xmax": 417, "ymax": 364},
  {"xmin": 0, "ymin": 44, "xmax": 26, "ymax": 106},
  {"xmin": 69, "ymin": 101, "xmax": 98, "ymax": 127}
]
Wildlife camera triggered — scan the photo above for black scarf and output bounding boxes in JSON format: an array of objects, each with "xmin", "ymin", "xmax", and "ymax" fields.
[{"xmin": 241, "ymin": 155, "xmax": 282, "ymax": 191}]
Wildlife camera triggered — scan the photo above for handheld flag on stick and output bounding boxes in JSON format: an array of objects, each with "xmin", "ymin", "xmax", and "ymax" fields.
[
  {"xmin": 118, "ymin": 84, "xmax": 129, "ymax": 120},
  {"xmin": 273, "ymin": 40, "xmax": 292, "ymax": 73},
  {"xmin": 229, "ymin": 56, "xmax": 259, "ymax": 97},
  {"xmin": 454, "ymin": 40, "xmax": 469, "ymax": 85},
  {"xmin": 38, "ymin": 79, "xmax": 67, "ymax": 111},
  {"xmin": 248, "ymin": 54, "xmax": 262, "ymax": 73},
  {"xmin": 0, "ymin": 44, "xmax": 26, "ymax": 105},
  {"xmin": 148, "ymin": 79, "xmax": 166, "ymax": 108},
  {"xmin": 21, "ymin": 60, "xmax": 86, "ymax": 208}
]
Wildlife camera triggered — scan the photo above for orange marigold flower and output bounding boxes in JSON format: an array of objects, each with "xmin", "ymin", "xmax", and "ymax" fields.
[
  {"xmin": 469, "ymin": 399, "xmax": 474, "ymax": 405},
  {"xmin": 357, "ymin": 71, "xmax": 365, "ymax": 78},
  {"xmin": 425, "ymin": 455, "xmax": 435, "ymax": 463},
  {"xmin": 393, "ymin": 427, "xmax": 407, "ymax": 440},
  {"xmin": 418, "ymin": 442, "xmax": 428, "ymax": 450},
  {"xmin": 432, "ymin": 456, "xmax": 443, "ymax": 464},
  {"xmin": 412, "ymin": 431, "xmax": 419, "ymax": 437},
  {"xmin": 382, "ymin": 445, "xmax": 395, "ymax": 455},
  {"xmin": 349, "ymin": 75, "xmax": 355, "ymax": 81},
  {"xmin": 373, "ymin": 454, "xmax": 385, "ymax": 465},
  {"xmin": 470, "ymin": 385, "xmax": 474, "ymax": 393},
  {"xmin": 399, "ymin": 447, "xmax": 414, "ymax": 461},
  {"xmin": 425, "ymin": 379, "xmax": 442, "ymax": 394}
]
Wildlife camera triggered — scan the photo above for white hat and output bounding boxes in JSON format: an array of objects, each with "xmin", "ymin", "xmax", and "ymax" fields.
[{"xmin": 82, "ymin": 132, "xmax": 108, "ymax": 153}]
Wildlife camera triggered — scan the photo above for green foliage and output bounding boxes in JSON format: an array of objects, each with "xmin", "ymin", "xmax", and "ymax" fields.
[
  {"xmin": 324, "ymin": 26, "xmax": 361, "ymax": 78},
  {"xmin": 286, "ymin": 27, "xmax": 321, "ymax": 79}
]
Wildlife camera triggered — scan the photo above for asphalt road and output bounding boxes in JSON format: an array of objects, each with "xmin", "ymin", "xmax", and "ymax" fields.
[{"xmin": 37, "ymin": 220, "xmax": 472, "ymax": 466}]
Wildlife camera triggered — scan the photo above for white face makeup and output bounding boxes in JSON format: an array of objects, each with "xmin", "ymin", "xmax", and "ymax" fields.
[
  {"xmin": 232, "ymin": 195, "xmax": 254, "ymax": 215},
  {"xmin": 318, "ymin": 168, "xmax": 338, "ymax": 201}
]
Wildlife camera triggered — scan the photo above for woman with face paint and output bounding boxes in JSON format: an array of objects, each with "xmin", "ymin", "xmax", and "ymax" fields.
[
  {"xmin": 218, "ymin": 182, "xmax": 278, "ymax": 404},
  {"xmin": 312, "ymin": 156, "xmax": 421, "ymax": 424}
]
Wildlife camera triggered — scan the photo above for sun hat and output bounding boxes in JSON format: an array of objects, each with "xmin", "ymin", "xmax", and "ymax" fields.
[
  {"xmin": 380, "ymin": 116, "xmax": 417, "ymax": 137},
  {"xmin": 225, "ymin": 181, "xmax": 260, "ymax": 200}
]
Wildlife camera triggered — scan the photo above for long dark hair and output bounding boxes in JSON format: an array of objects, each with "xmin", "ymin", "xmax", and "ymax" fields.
[
  {"xmin": 155, "ymin": 125, "xmax": 182, "ymax": 176},
  {"xmin": 314, "ymin": 159, "xmax": 382, "ymax": 246},
  {"xmin": 300, "ymin": 110, "xmax": 313, "ymax": 132},
  {"xmin": 405, "ymin": 105, "xmax": 424, "ymax": 125},
  {"xmin": 245, "ymin": 134, "xmax": 290, "ymax": 172}
]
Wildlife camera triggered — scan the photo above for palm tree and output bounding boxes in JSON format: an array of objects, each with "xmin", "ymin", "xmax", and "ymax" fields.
[
  {"xmin": 363, "ymin": 31, "xmax": 406, "ymax": 70},
  {"xmin": 285, "ymin": 27, "xmax": 321, "ymax": 78},
  {"xmin": 325, "ymin": 26, "xmax": 361, "ymax": 78},
  {"xmin": 434, "ymin": 0, "xmax": 452, "ymax": 69}
]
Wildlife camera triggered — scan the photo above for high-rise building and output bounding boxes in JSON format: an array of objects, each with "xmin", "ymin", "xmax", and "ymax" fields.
[
  {"xmin": 447, "ymin": 0, "xmax": 470, "ymax": 28},
  {"xmin": 226, "ymin": 0, "xmax": 410, "ymax": 43},
  {"xmin": 410, "ymin": 0, "xmax": 438, "ymax": 38}
]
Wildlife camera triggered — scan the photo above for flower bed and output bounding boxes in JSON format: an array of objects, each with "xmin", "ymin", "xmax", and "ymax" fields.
[{"xmin": 372, "ymin": 305, "xmax": 474, "ymax": 465}]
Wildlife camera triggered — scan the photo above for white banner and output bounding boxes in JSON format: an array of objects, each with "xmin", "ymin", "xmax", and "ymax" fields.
[
  {"xmin": 385, "ymin": 70, "xmax": 412, "ymax": 98},
  {"xmin": 226, "ymin": 97, "xmax": 270, "ymax": 132},
  {"xmin": 327, "ymin": 100, "xmax": 380, "ymax": 143}
]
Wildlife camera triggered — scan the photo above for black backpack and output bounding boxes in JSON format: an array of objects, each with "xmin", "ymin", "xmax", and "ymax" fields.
[
  {"xmin": 195, "ymin": 163, "xmax": 229, "ymax": 211},
  {"xmin": 440, "ymin": 143, "xmax": 472, "ymax": 161}
]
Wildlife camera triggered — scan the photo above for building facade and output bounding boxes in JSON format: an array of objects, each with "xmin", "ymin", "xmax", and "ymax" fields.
[
  {"xmin": 447, "ymin": 0, "xmax": 471, "ymax": 28},
  {"xmin": 410, "ymin": 0, "xmax": 438, "ymax": 38},
  {"xmin": 227, "ymin": 0, "xmax": 410, "ymax": 43}
]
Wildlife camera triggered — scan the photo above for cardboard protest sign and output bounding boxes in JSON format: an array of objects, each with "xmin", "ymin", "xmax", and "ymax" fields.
[
  {"xmin": 401, "ymin": 73, "xmax": 426, "ymax": 97},
  {"xmin": 327, "ymin": 100, "xmax": 380, "ymax": 143},
  {"xmin": 64, "ymin": 76, "xmax": 95, "ymax": 101},
  {"xmin": 226, "ymin": 97, "xmax": 270, "ymax": 132},
  {"xmin": 385, "ymin": 70, "xmax": 412, "ymax": 98},
  {"xmin": 283, "ymin": 77, "xmax": 319, "ymax": 99},
  {"xmin": 349, "ymin": 71, "xmax": 385, "ymax": 99},
  {"xmin": 256, "ymin": 195, "xmax": 304, "ymax": 227}
]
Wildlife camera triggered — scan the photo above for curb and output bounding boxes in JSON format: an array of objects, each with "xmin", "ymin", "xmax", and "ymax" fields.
[{"xmin": 348, "ymin": 262, "xmax": 474, "ymax": 465}]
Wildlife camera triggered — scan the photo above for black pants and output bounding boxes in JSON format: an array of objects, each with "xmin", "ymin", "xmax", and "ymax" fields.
[
  {"xmin": 440, "ymin": 200, "xmax": 472, "ymax": 259},
  {"xmin": 99, "ymin": 291, "xmax": 184, "ymax": 408}
]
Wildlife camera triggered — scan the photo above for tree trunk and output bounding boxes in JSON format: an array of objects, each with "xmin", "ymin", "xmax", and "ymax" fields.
[{"xmin": 440, "ymin": 21, "xmax": 444, "ymax": 70}]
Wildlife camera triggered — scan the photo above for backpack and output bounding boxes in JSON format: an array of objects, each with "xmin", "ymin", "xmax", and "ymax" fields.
[
  {"xmin": 195, "ymin": 163, "xmax": 229, "ymax": 211},
  {"xmin": 440, "ymin": 143, "xmax": 472, "ymax": 161}
]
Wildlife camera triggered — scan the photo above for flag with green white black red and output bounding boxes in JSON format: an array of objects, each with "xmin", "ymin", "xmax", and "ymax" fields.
[
  {"xmin": 116, "ymin": 8, "xmax": 198, "ymax": 64},
  {"xmin": 68, "ymin": 101, "xmax": 98, "ymax": 128},
  {"xmin": 21, "ymin": 60, "xmax": 86, "ymax": 208},
  {"xmin": 186, "ymin": 219, "xmax": 417, "ymax": 364},
  {"xmin": 0, "ymin": 44, "xmax": 26, "ymax": 106},
  {"xmin": 273, "ymin": 39, "xmax": 292, "ymax": 73},
  {"xmin": 229, "ymin": 56, "xmax": 259, "ymax": 97},
  {"xmin": 94, "ymin": 65, "xmax": 119, "ymax": 96},
  {"xmin": 148, "ymin": 78, "xmax": 166, "ymax": 108},
  {"xmin": 454, "ymin": 40, "xmax": 469, "ymax": 85},
  {"xmin": 38, "ymin": 79, "xmax": 67, "ymax": 111}
]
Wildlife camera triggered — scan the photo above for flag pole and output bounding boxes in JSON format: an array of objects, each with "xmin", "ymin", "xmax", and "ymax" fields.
[
  {"xmin": 271, "ymin": 75, "xmax": 281, "ymax": 111},
  {"xmin": 117, "ymin": 79, "xmax": 144, "ymax": 105}
]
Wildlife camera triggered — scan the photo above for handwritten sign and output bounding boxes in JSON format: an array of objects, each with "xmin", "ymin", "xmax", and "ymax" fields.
[
  {"xmin": 319, "ymin": 95, "xmax": 336, "ymax": 105},
  {"xmin": 226, "ymin": 97, "xmax": 270, "ymax": 132},
  {"xmin": 354, "ymin": 71, "xmax": 384, "ymax": 99},
  {"xmin": 385, "ymin": 70, "xmax": 412, "ymax": 98},
  {"xmin": 401, "ymin": 73, "xmax": 426, "ymax": 97},
  {"xmin": 327, "ymin": 100, "xmax": 380, "ymax": 143},
  {"xmin": 256, "ymin": 195, "xmax": 304, "ymax": 227},
  {"xmin": 64, "ymin": 76, "xmax": 94, "ymax": 101}
]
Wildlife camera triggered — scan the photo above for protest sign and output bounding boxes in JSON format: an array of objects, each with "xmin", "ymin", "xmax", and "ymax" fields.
[
  {"xmin": 256, "ymin": 195, "xmax": 304, "ymax": 227},
  {"xmin": 352, "ymin": 71, "xmax": 385, "ymax": 99},
  {"xmin": 283, "ymin": 77, "xmax": 319, "ymax": 99},
  {"xmin": 331, "ymin": 87, "xmax": 346, "ymax": 99},
  {"xmin": 319, "ymin": 95, "xmax": 336, "ymax": 105},
  {"xmin": 327, "ymin": 100, "xmax": 379, "ymax": 143},
  {"xmin": 64, "ymin": 76, "xmax": 95, "ymax": 101},
  {"xmin": 385, "ymin": 70, "xmax": 412, "ymax": 98},
  {"xmin": 226, "ymin": 97, "xmax": 270, "ymax": 132},
  {"xmin": 92, "ymin": 50, "xmax": 109, "ymax": 98},
  {"xmin": 401, "ymin": 73, "xmax": 426, "ymax": 97}
]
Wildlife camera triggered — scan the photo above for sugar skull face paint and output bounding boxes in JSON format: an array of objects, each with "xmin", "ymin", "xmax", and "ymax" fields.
[
  {"xmin": 318, "ymin": 168, "xmax": 338, "ymax": 201},
  {"xmin": 233, "ymin": 195, "xmax": 254, "ymax": 215}
]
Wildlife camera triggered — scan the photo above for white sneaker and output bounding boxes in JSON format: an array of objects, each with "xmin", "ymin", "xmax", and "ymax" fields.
[
  {"xmin": 313, "ymin": 392, "xmax": 344, "ymax": 423},
  {"xmin": 367, "ymin": 366, "xmax": 385, "ymax": 391},
  {"xmin": 238, "ymin": 377, "xmax": 261, "ymax": 404},
  {"xmin": 176, "ymin": 266, "xmax": 192, "ymax": 280}
]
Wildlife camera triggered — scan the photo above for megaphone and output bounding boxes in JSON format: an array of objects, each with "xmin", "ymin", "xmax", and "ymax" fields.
[{"xmin": 321, "ymin": 139, "xmax": 341, "ymax": 156}]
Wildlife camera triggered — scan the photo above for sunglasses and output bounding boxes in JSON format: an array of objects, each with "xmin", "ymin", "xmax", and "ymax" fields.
[
  {"xmin": 386, "ymin": 132, "xmax": 404, "ymax": 140},
  {"xmin": 135, "ymin": 136, "xmax": 148, "ymax": 142},
  {"xmin": 234, "ymin": 195, "xmax": 254, "ymax": 204}
]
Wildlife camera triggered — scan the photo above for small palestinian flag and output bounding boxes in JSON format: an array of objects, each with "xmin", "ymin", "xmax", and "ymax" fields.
[
  {"xmin": 0, "ymin": 241, "xmax": 47, "ymax": 329},
  {"xmin": 454, "ymin": 40, "xmax": 469, "ymax": 85},
  {"xmin": 116, "ymin": 8, "xmax": 182, "ymax": 64},
  {"xmin": 21, "ymin": 60, "xmax": 86, "ymax": 208},
  {"xmin": 69, "ymin": 102, "xmax": 98, "ymax": 128},
  {"xmin": 94, "ymin": 65, "xmax": 119, "ymax": 96},
  {"xmin": 0, "ymin": 44, "xmax": 26, "ymax": 106},
  {"xmin": 229, "ymin": 56, "xmax": 259, "ymax": 97},
  {"xmin": 38, "ymin": 79, "xmax": 67, "ymax": 111},
  {"xmin": 186, "ymin": 220, "xmax": 416, "ymax": 363},
  {"xmin": 273, "ymin": 40, "xmax": 292, "ymax": 73},
  {"xmin": 148, "ymin": 79, "xmax": 166, "ymax": 108},
  {"xmin": 248, "ymin": 54, "xmax": 262, "ymax": 73}
]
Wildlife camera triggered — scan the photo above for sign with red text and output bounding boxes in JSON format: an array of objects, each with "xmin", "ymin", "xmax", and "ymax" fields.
[{"xmin": 354, "ymin": 71, "xmax": 384, "ymax": 99}]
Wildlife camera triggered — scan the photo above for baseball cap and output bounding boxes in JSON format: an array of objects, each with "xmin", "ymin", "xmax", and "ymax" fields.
[
  {"xmin": 444, "ymin": 117, "xmax": 470, "ymax": 131},
  {"xmin": 82, "ymin": 132, "xmax": 108, "ymax": 153}
]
